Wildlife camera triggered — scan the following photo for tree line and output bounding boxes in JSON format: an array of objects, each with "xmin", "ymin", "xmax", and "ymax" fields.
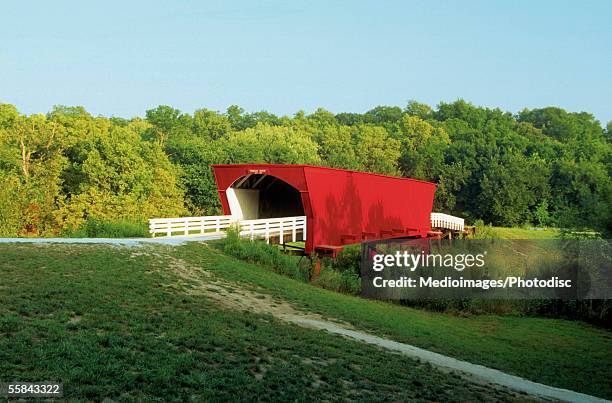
[{"xmin": 0, "ymin": 100, "xmax": 609, "ymax": 237}]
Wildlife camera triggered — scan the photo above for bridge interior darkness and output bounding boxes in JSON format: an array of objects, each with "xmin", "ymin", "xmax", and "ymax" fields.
[{"xmin": 228, "ymin": 174, "xmax": 304, "ymax": 220}]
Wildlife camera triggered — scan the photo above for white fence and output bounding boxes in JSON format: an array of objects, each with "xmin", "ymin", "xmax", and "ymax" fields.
[
  {"xmin": 150, "ymin": 212, "xmax": 461, "ymax": 240},
  {"xmin": 239, "ymin": 216, "xmax": 306, "ymax": 243},
  {"xmin": 430, "ymin": 212, "xmax": 464, "ymax": 231},
  {"xmin": 149, "ymin": 215, "xmax": 307, "ymax": 244},
  {"xmin": 149, "ymin": 215, "xmax": 236, "ymax": 237}
]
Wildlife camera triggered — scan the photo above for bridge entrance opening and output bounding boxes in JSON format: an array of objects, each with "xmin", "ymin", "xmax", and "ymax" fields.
[{"xmin": 226, "ymin": 174, "xmax": 305, "ymax": 220}]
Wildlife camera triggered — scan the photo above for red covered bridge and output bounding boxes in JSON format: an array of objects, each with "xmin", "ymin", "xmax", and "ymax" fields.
[
  {"xmin": 149, "ymin": 164, "xmax": 464, "ymax": 254},
  {"xmin": 210, "ymin": 164, "xmax": 437, "ymax": 253}
]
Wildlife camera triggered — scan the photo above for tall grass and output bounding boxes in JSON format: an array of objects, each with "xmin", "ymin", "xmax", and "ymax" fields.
[
  {"xmin": 217, "ymin": 227, "xmax": 610, "ymax": 326},
  {"xmin": 315, "ymin": 246, "xmax": 362, "ymax": 294},
  {"xmin": 311, "ymin": 266, "xmax": 361, "ymax": 294},
  {"xmin": 472, "ymin": 219, "xmax": 500, "ymax": 239},
  {"xmin": 64, "ymin": 218, "xmax": 149, "ymax": 238},
  {"xmin": 221, "ymin": 226, "xmax": 311, "ymax": 282},
  {"xmin": 219, "ymin": 228, "xmax": 361, "ymax": 293}
]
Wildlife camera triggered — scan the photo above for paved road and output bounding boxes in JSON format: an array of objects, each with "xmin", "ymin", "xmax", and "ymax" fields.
[{"xmin": 0, "ymin": 235, "xmax": 223, "ymax": 247}]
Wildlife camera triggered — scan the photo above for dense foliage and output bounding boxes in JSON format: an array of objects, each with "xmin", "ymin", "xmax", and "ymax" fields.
[{"xmin": 0, "ymin": 101, "xmax": 609, "ymax": 236}]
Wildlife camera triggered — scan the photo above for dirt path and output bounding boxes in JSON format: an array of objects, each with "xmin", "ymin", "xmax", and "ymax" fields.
[{"xmin": 159, "ymin": 254, "xmax": 607, "ymax": 403}]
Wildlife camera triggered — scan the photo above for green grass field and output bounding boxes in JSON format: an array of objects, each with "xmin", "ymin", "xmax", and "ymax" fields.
[
  {"xmin": 1, "ymin": 242, "xmax": 610, "ymax": 400},
  {"xmin": 278, "ymin": 226, "xmax": 561, "ymax": 249},
  {"xmin": 0, "ymin": 243, "xmax": 536, "ymax": 401},
  {"xmin": 176, "ymin": 242, "xmax": 612, "ymax": 399},
  {"xmin": 490, "ymin": 227, "xmax": 560, "ymax": 239}
]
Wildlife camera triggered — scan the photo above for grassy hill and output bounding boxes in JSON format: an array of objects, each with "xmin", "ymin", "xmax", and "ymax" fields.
[{"xmin": 1, "ymin": 242, "xmax": 610, "ymax": 400}]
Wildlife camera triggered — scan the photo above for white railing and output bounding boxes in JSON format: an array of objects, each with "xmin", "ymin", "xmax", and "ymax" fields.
[
  {"xmin": 431, "ymin": 212, "xmax": 464, "ymax": 231},
  {"xmin": 239, "ymin": 216, "xmax": 306, "ymax": 244},
  {"xmin": 149, "ymin": 215, "xmax": 307, "ymax": 243},
  {"xmin": 149, "ymin": 215, "xmax": 236, "ymax": 237}
]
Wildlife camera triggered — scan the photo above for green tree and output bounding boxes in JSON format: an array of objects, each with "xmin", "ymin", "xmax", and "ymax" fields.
[
  {"xmin": 397, "ymin": 115, "xmax": 450, "ymax": 180},
  {"xmin": 315, "ymin": 125, "xmax": 360, "ymax": 170},
  {"xmin": 193, "ymin": 108, "xmax": 231, "ymax": 140},
  {"xmin": 55, "ymin": 119, "xmax": 185, "ymax": 229},
  {"xmin": 165, "ymin": 133, "xmax": 225, "ymax": 215},
  {"xmin": 352, "ymin": 125, "xmax": 400, "ymax": 175},
  {"xmin": 220, "ymin": 124, "xmax": 320, "ymax": 165},
  {"xmin": 145, "ymin": 105, "xmax": 191, "ymax": 146},
  {"xmin": 226, "ymin": 105, "xmax": 282, "ymax": 131},
  {"xmin": 478, "ymin": 154, "xmax": 551, "ymax": 226},
  {"xmin": 405, "ymin": 100, "xmax": 433, "ymax": 120}
]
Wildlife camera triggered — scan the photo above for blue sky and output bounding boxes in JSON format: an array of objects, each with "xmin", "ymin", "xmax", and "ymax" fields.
[{"xmin": 1, "ymin": 0, "xmax": 610, "ymax": 123}]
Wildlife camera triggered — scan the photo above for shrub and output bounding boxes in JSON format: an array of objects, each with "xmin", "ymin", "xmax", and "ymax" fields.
[
  {"xmin": 331, "ymin": 245, "xmax": 361, "ymax": 275},
  {"xmin": 221, "ymin": 227, "xmax": 311, "ymax": 282},
  {"xmin": 220, "ymin": 229, "xmax": 360, "ymax": 292},
  {"xmin": 534, "ymin": 200, "xmax": 551, "ymax": 227},
  {"xmin": 64, "ymin": 218, "xmax": 149, "ymax": 238},
  {"xmin": 312, "ymin": 266, "xmax": 361, "ymax": 295},
  {"xmin": 472, "ymin": 219, "xmax": 499, "ymax": 239}
]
